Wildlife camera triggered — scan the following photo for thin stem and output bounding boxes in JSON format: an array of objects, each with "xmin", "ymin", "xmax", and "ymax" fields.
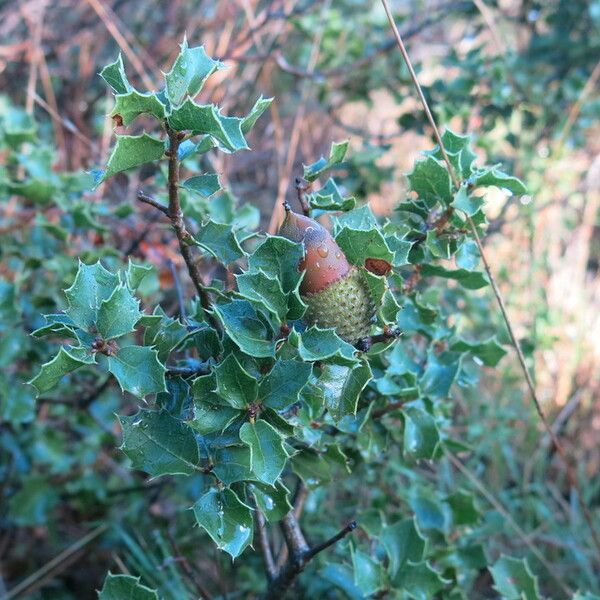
[
  {"xmin": 254, "ymin": 505, "xmax": 276, "ymax": 581},
  {"xmin": 380, "ymin": 0, "xmax": 600, "ymax": 561},
  {"xmin": 305, "ymin": 521, "xmax": 357, "ymax": 560}
]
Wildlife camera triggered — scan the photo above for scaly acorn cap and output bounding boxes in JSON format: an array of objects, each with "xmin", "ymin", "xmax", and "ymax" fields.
[{"xmin": 278, "ymin": 205, "xmax": 375, "ymax": 343}]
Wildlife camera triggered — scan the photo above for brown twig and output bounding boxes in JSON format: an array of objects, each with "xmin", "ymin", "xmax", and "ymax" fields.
[
  {"xmin": 380, "ymin": 0, "xmax": 600, "ymax": 562},
  {"xmin": 254, "ymin": 503, "xmax": 277, "ymax": 581},
  {"xmin": 137, "ymin": 128, "xmax": 221, "ymax": 332},
  {"xmin": 263, "ymin": 515, "xmax": 357, "ymax": 600}
]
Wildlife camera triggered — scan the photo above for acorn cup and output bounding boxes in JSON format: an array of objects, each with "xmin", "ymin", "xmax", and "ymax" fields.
[{"xmin": 278, "ymin": 204, "xmax": 375, "ymax": 343}]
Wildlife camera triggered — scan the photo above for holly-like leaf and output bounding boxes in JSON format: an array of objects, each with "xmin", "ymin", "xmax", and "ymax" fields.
[
  {"xmin": 108, "ymin": 345, "xmax": 166, "ymax": 398},
  {"xmin": 126, "ymin": 260, "xmax": 154, "ymax": 290},
  {"xmin": 65, "ymin": 261, "xmax": 119, "ymax": 329},
  {"xmin": 213, "ymin": 300, "xmax": 276, "ymax": 358},
  {"xmin": 335, "ymin": 227, "xmax": 394, "ymax": 267},
  {"xmin": 309, "ymin": 178, "xmax": 356, "ymax": 212},
  {"xmin": 236, "ymin": 270, "xmax": 288, "ymax": 321},
  {"xmin": 319, "ymin": 362, "xmax": 372, "ymax": 422},
  {"xmin": 290, "ymin": 327, "xmax": 358, "ymax": 367},
  {"xmin": 119, "ymin": 409, "xmax": 200, "ymax": 477},
  {"xmin": 28, "ymin": 346, "xmax": 96, "ymax": 395},
  {"xmin": 239, "ymin": 419, "xmax": 288, "ymax": 485},
  {"xmin": 241, "ymin": 95, "xmax": 273, "ymax": 133},
  {"xmin": 450, "ymin": 337, "xmax": 507, "ymax": 367},
  {"xmin": 392, "ymin": 561, "xmax": 449, "ymax": 599},
  {"xmin": 446, "ymin": 490, "xmax": 480, "ymax": 526},
  {"xmin": 110, "ymin": 90, "xmax": 166, "ymax": 126},
  {"xmin": 95, "ymin": 133, "xmax": 166, "ymax": 185},
  {"xmin": 381, "ymin": 517, "xmax": 426, "ymax": 577},
  {"xmin": 98, "ymin": 573, "xmax": 158, "ymax": 600},
  {"xmin": 351, "ymin": 548, "xmax": 384, "ymax": 596},
  {"xmin": 402, "ymin": 404, "xmax": 440, "ymax": 460},
  {"xmin": 292, "ymin": 448, "xmax": 332, "ymax": 487},
  {"xmin": 100, "ymin": 54, "xmax": 132, "ymax": 95},
  {"xmin": 193, "ymin": 488, "xmax": 253, "ymax": 558},
  {"xmin": 214, "ymin": 353, "xmax": 258, "ymax": 409},
  {"xmin": 407, "ymin": 155, "xmax": 453, "ymax": 206},
  {"xmin": 427, "ymin": 129, "xmax": 477, "ymax": 179},
  {"xmin": 304, "ymin": 140, "xmax": 349, "ymax": 182},
  {"xmin": 420, "ymin": 264, "xmax": 488, "ymax": 289},
  {"xmin": 168, "ymin": 99, "xmax": 248, "ymax": 152},
  {"xmin": 165, "ymin": 39, "xmax": 223, "ymax": 106},
  {"xmin": 191, "ymin": 400, "xmax": 240, "ymax": 435},
  {"xmin": 333, "ymin": 204, "xmax": 378, "ymax": 232},
  {"xmin": 212, "ymin": 445, "xmax": 256, "ymax": 485},
  {"xmin": 249, "ymin": 481, "xmax": 292, "ymax": 522},
  {"xmin": 473, "ymin": 167, "xmax": 527, "ymax": 195},
  {"xmin": 195, "ymin": 220, "xmax": 244, "ymax": 264},
  {"xmin": 96, "ymin": 284, "xmax": 142, "ymax": 340},
  {"xmin": 455, "ymin": 239, "xmax": 480, "ymax": 270},
  {"xmin": 1, "ymin": 382, "xmax": 35, "ymax": 424},
  {"xmin": 247, "ymin": 236, "xmax": 304, "ymax": 292},
  {"xmin": 259, "ymin": 359, "xmax": 312, "ymax": 411},
  {"xmin": 181, "ymin": 173, "xmax": 221, "ymax": 198},
  {"xmin": 419, "ymin": 350, "xmax": 461, "ymax": 399},
  {"xmin": 451, "ymin": 184, "xmax": 483, "ymax": 217},
  {"xmin": 490, "ymin": 555, "xmax": 541, "ymax": 600}
]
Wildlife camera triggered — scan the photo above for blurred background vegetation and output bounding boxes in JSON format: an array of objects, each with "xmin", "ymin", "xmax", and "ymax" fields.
[{"xmin": 0, "ymin": 0, "xmax": 599, "ymax": 598}]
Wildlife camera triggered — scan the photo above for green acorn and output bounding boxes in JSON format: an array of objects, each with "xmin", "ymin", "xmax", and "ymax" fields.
[{"xmin": 278, "ymin": 205, "xmax": 375, "ymax": 343}]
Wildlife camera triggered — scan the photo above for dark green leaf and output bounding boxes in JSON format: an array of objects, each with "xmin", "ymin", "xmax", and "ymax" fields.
[
  {"xmin": 249, "ymin": 481, "xmax": 292, "ymax": 522},
  {"xmin": 290, "ymin": 327, "xmax": 358, "ymax": 367},
  {"xmin": 450, "ymin": 337, "xmax": 507, "ymax": 367},
  {"xmin": 192, "ymin": 488, "xmax": 253, "ymax": 558},
  {"xmin": 214, "ymin": 353, "xmax": 258, "ymax": 409},
  {"xmin": 490, "ymin": 555, "xmax": 541, "ymax": 600},
  {"xmin": 393, "ymin": 561, "xmax": 449, "ymax": 599},
  {"xmin": 181, "ymin": 173, "xmax": 221, "ymax": 198},
  {"xmin": 195, "ymin": 220, "xmax": 244, "ymax": 264},
  {"xmin": 98, "ymin": 573, "xmax": 158, "ymax": 600},
  {"xmin": 108, "ymin": 345, "xmax": 166, "ymax": 398},
  {"xmin": 29, "ymin": 346, "xmax": 96, "ymax": 395},
  {"xmin": 402, "ymin": 404, "xmax": 440, "ymax": 460},
  {"xmin": 319, "ymin": 362, "xmax": 372, "ymax": 422},
  {"xmin": 420, "ymin": 264, "xmax": 488, "ymax": 289},
  {"xmin": 100, "ymin": 54, "xmax": 132, "ymax": 95},
  {"xmin": 236, "ymin": 270, "xmax": 288, "ymax": 321},
  {"xmin": 473, "ymin": 167, "xmax": 527, "ymax": 195},
  {"xmin": 239, "ymin": 419, "xmax": 287, "ymax": 485},
  {"xmin": 247, "ymin": 236, "xmax": 304, "ymax": 292},
  {"xmin": 335, "ymin": 227, "xmax": 394, "ymax": 267},
  {"xmin": 407, "ymin": 156, "xmax": 453, "ymax": 206},
  {"xmin": 213, "ymin": 300, "xmax": 276, "ymax": 358},
  {"xmin": 110, "ymin": 90, "xmax": 166, "ymax": 126},
  {"xmin": 119, "ymin": 409, "xmax": 200, "ymax": 476},
  {"xmin": 351, "ymin": 548, "xmax": 383, "ymax": 596},
  {"xmin": 304, "ymin": 140, "xmax": 349, "ymax": 182},
  {"xmin": 451, "ymin": 184, "xmax": 484, "ymax": 216},
  {"xmin": 96, "ymin": 284, "xmax": 142, "ymax": 340},
  {"xmin": 259, "ymin": 359, "xmax": 312, "ymax": 411},
  {"xmin": 381, "ymin": 517, "xmax": 426, "ymax": 577},
  {"xmin": 241, "ymin": 95, "xmax": 273, "ymax": 133},
  {"xmin": 446, "ymin": 490, "xmax": 480, "ymax": 526}
]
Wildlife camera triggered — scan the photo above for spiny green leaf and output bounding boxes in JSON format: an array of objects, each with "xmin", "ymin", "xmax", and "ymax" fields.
[
  {"xmin": 419, "ymin": 350, "xmax": 461, "ymax": 399},
  {"xmin": 451, "ymin": 184, "xmax": 484, "ymax": 216},
  {"xmin": 392, "ymin": 561, "xmax": 449, "ymax": 599},
  {"xmin": 289, "ymin": 326, "xmax": 358, "ymax": 367},
  {"xmin": 450, "ymin": 337, "xmax": 507, "ymax": 367},
  {"xmin": 96, "ymin": 284, "xmax": 142, "ymax": 340},
  {"xmin": 212, "ymin": 445, "xmax": 256, "ymax": 485},
  {"xmin": 473, "ymin": 167, "xmax": 527, "ymax": 195},
  {"xmin": 407, "ymin": 155, "xmax": 453, "ymax": 206},
  {"xmin": 100, "ymin": 54, "xmax": 132, "ymax": 95},
  {"xmin": 446, "ymin": 489, "xmax": 480, "ymax": 526},
  {"xmin": 65, "ymin": 261, "xmax": 119, "ymax": 329},
  {"xmin": 28, "ymin": 346, "xmax": 96, "ymax": 395},
  {"xmin": 249, "ymin": 481, "xmax": 292, "ymax": 522},
  {"xmin": 95, "ymin": 133, "xmax": 166, "ymax": 185},
  {"xmin": 351, "ymin": 548, "xmax": 384, "ymax": 596},
  {"xmin": 455, "ymin": 239, "xmax": 480, "ymax": 270},
  {"xmin": 126, "ymin": 260, "xmax": 154, "ymax": 290},
  {"xmin": 214, "ymin": 353, "xmax": 258, "ymax": 409},
  {"xmin": 319, "ymin": 362, "xmax": 372, "ymax": 422},
  {"xmin": 98, "ymin": 573, "xmax": 158, "ymax": 600},
  {"xmin": 335, "ymin": 227, "xmax": 394, "ymax": 267},
  {"xmin": 239, "ymin": 419, "xmax": 288, "ymax": 485},
  {"xmin": 381, "ymin": 517, "xmax": 426, "ymax": 577},
  {"xmin": 165, "ymin": 39, "xmax": 224, "ymax": 106},
  {"xmin": 402, "ymin": 404, "xmax": 440, "ymax": 460},
  {"xmin": 236, "ymin": 270, "xmax": 288, "ymax": 321},
  {"xmin": 304, "ymin": 140, "xmax": 349, "ymax": 182},
  {"xmin": 195, "ymin": 220, "xmax": 244, "ymax": 264},
  {"xmin": 490, "ymin": 555, "xmax": 541, "ymax": 600},
  {"xmin": 247, "ymin": 236, "xmax": 304, "ymax": 292},
  {"xmin": 168, "ymin": 99, "xmax": 248, "ymax": 152},
  {"xmin": 241, "ymin": 95, "xmax": 273, "ymax": 133},
  {"xmin": 108, "ymin": 345, "xmax": 166, "ymax": 398},
  {"xmin": 259, "ymin": 359, "xmax": 312, "ymax": 411},
  {"xmin": 333, "ymin": 204, "xmax": 378, "ymax": 232},
  {"xmin": 291, "ymin": 448, "xmax": 332, "ymax": 487},
  {"xmin": 213, "ymin": 300, "xmax": 276, "ymax": 358},
  {"xmin": 192, "ymin": 488, "xmax": 253, "ymax": 559},
  {"xmin": 420, "ymin": 264, "xmax": 488, "ymax": 289},
  {"xmin": 190, "ymin": 400, "xmax": 241, "ymax": 435},
  {"xmin": 110, "ymin": 90, "xmax": 166, "ymax": 126},
  {"xmin": 119, "ymin": 409, "xmax": 200, "ymax": 477},
  {"xmin": 309, "ymin": 178, "xmax": 356, "ymax": 212},
  {"xmin": 181, "ymin": 173, "xmax": 221, "ymax": 197}
]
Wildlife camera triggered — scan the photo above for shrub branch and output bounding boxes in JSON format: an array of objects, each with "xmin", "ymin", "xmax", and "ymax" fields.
[{"xmin": 380, "ymin": 0, "xmax": 600, "ymax": 562}]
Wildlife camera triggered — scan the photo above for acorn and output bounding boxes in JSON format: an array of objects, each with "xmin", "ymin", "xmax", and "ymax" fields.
[{"xmin": 278, "ymin": 204, "xmax": 375, "ymax": 343}]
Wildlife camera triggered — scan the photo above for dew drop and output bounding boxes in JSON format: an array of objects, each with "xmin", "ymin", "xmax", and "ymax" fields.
[
  {"xmin": 335, "ymin": 252, "xmax": 341, "ymax": 259},
  {"xmin": 315, "ymin": 262, "xmax": 321, "ymax": 269},
  {"xmin": 317, "ymin": 245, "xmax": 329, "ymax": 258}
]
